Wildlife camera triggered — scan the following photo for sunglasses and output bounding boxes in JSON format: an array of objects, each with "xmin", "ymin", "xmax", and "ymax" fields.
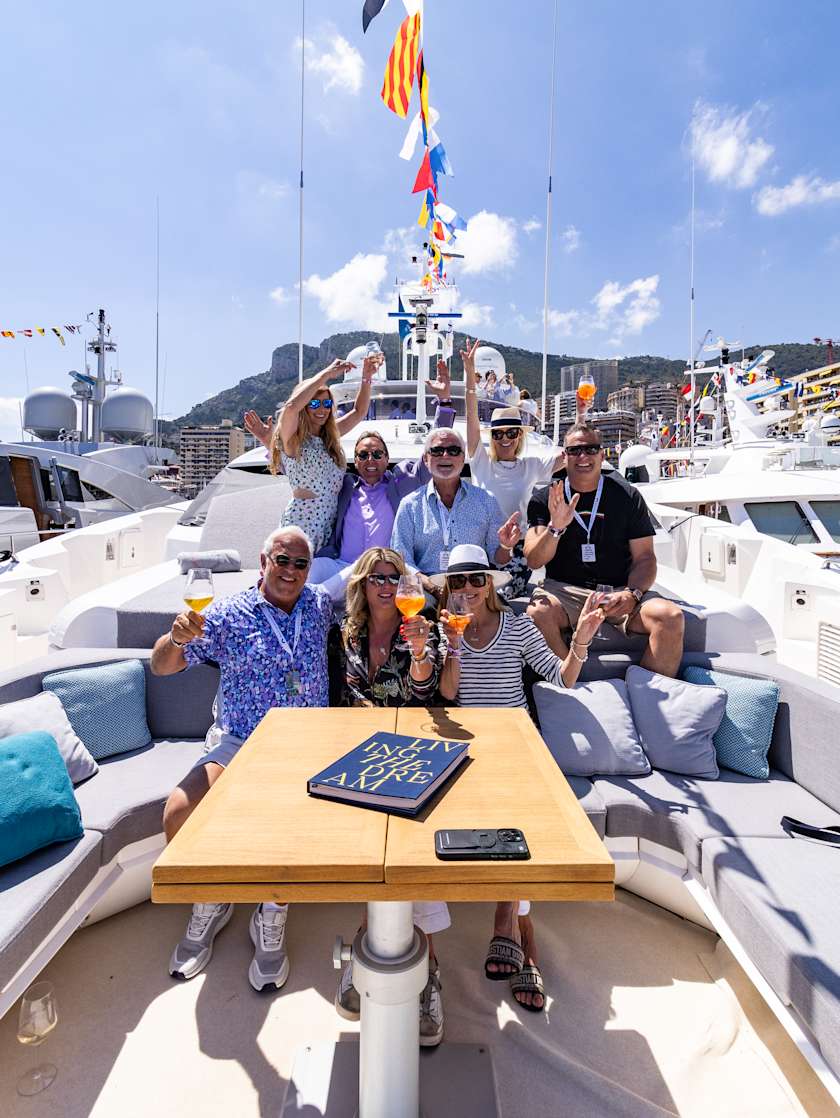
[
  {"xmin": 565, "ymin": 444, "xmax": 602, "ymax": 457},
  {"xmin": 356, "ymin": 448, "xmax": 386, "ymax": 461},
  {"xmin": 491, "ymin": 428, "xmax": 522, "ymax": 441},
  {"xmin": 428, "ymin": 444, "xmax": 464, "ymax": 457},
  {"xmin": 269, "ymin": 553, "xmax": 310, "ymax": 570},
  {"xmin": 447, "ymin": 572, "xmax": 488, "ymax": 589},
  {"xmin": 366, "ymin": 573, "xmax": 400, "ymax": 586},
  {"xmin": 307, "ymin": 398, "xmax": 333, "ymax": 410}
]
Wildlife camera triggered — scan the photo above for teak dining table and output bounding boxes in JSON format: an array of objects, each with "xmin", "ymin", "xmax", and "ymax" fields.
[{"xmin": 153, "ymin": 706, "xmax": 614, "ymax": 1118}]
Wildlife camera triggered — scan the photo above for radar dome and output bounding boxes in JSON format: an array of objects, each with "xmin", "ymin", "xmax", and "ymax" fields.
[
  {"xmin": 101, "ymin": 388, "xmax": 154, "ymax": 442},
  {"xmin": 474, "ymin": 346, "xmax": 505, "ymax": 379},
  {"xmin": 23, "ymin": 387, "xmax": 77, "ymax": 440},
  {"xmin": 344, "ymin": 345, "xmax": 387, "ymax": 381},
  {"xmin": 820, "ymin": 413, "xmax": 840, "ymax": 432},
  {"xmin": 618, "ymin": 444, "xmax": 656, "ymax": 484}
]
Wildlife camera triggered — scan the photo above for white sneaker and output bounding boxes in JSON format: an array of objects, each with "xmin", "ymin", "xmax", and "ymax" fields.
[
  {"xmin": 169, "ymin": 902, "xmax": 233, "ymax": 980},
  {"xmin": 248, "ymin": 904, "xmax": 290, "ymax": 992},
  {"xmin": 335, "ymin": 962, "xmax": 361, "ymax": 1021},
  {"xmin": 419, "ymin": 962, "xmax": 444, "ymax": 1048}
]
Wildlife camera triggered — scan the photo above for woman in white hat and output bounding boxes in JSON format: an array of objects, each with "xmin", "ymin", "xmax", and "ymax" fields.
[
  {"xmin": 433, "ymin": 543, "xmax": 605, "ymax": 1011},
  {"xmin": 460, "ymin": 339, "xmax": 565, "ymax": 599}
]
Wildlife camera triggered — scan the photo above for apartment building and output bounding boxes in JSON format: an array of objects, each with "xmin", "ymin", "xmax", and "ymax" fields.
[{"xmin": 179, "ymin": 420, "xmax": 246, "ymax": 497}]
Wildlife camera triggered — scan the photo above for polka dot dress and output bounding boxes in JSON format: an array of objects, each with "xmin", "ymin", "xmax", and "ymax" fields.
[{"xmin": 281, "ymin": 435, "xmax": 346, "ymax": 553}]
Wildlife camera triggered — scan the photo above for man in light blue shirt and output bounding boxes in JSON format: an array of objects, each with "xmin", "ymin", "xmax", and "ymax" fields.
[{"xmin": 391, "ymin": 429, "xmax": 520, "ymax": 575}]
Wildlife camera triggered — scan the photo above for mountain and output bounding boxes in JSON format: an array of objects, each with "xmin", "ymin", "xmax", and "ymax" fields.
[{"xmin": 163, "ymin": 335, "xmax": 832, "ymax": 432}]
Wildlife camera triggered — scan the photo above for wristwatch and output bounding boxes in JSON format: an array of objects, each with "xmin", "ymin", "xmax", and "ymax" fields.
[
  {"xmin": 548, "ymin": 526, "xmax": 565, "ymax": 539},
  {"xmin": 627, "ymin": 588, "xmax": 644, "ymax": 605}
]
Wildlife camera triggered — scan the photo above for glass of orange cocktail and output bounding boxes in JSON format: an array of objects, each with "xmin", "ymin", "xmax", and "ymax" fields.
[
  {"xmin": 395, "ymin": 573, "xmax": 425, "ymax": 648},
  {"xmin": 577, "ymin": 371, "xmax": 596, "ymax": 409},
  {"xmin": 446, "ymin": 591, "xmax": 473, "ymax": 636}
]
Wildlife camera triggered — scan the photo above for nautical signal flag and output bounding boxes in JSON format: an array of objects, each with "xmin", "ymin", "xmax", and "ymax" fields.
[
  {"xmin": 417, "ymin": 188, "xmax": 434, "ymax": 227},
  {"xmin": 428, "ymin": 138, "xmax": 453, "ymax": 178},
  {"xmin": 362, "ymin": 0, "xmax": 389, "ymax": 33},
  {"xmin": 381, "ymin": 12, "xmax": 421, "ymax": 118},
  {"xmin": 52, "ymin": 327, "xmax": 65, "ymax": 346},
  {"xmin": 412, "ymin": 148, "xmax": 436, "ymax": 194},
  {"xmin": 417, "ymin": 50, "xmax": 430, "ymax": 132}
]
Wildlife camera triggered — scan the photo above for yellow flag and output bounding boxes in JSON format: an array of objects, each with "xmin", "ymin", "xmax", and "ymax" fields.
[{"xmin": 35, "ymin": 326, "xmax": 45, "ymax": 335}]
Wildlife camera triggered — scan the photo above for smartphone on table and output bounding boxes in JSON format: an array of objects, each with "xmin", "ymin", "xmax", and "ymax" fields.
[{"xmin": 434, "ymin": 828, "xmax": 530, "ymax": 860}]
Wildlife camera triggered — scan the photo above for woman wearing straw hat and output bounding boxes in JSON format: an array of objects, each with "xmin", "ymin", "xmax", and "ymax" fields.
[
  {"xmin": 433, "ymin": 543, "xmax": 605, "ymax": 1011},
  {"xmin": 458, "ymin": 340, "xmax": 564, "ymax": 599}
]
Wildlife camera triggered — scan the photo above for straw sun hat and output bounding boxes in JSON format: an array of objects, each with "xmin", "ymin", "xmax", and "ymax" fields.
[{"xmin": 428, "ymin": 544, "xmax": 512, "ymax": 590}]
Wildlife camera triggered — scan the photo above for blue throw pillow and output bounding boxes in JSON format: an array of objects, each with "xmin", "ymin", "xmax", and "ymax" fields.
[
  {"xmin": 43, "ymin": 660, "xmax": 151, "ymax": 761},
  {"xmin": 0, "ymin": 732, "xmax": 83, "ymax": 868},
  {"xmin": 681, "ymin": 666, "xmax": 779, "ymax": 779}
]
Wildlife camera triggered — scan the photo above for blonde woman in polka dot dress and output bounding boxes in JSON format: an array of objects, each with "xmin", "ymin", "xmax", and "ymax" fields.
[{"xmin": 245, "ymin": 355, "xmax": 378, "ymax": 554}]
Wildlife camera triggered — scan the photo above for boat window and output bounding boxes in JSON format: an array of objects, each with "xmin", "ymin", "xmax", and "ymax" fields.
[
  {"xmin": 714, "ymin": 503, "xmax": 731, "ymax": 523},
  {"xmin": 810, "ymin": 501, "xmax": 840, "ymax": 544},
  {"xmin": 0, "ymin": 458, "xmax": 17, "ymax": 506},
  {"xmin": 744, "ymin": 501, "xmax": 818, "ymax": 545},
  {"xmin": 56, "ymin": 467, "xmax": 84, "ymax": 503},
  {"xmin": 81, "ymin": 480, "xmax": 116, "ymax": 501}
]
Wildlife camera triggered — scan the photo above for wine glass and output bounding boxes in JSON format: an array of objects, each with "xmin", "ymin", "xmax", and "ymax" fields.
[
  {"xmin": 577, "ymin": 371, "xmax": 596, "ymax": 409},
  {"xmin": 446, "ymin": 591, "xmax": 473, "ymax": 637},
  {"xmin": 364, "ymin": 340, "xmax": 385, "ymax": 373},
  {"xmin": 395, "ymin": 573, "xmax": 426, "ymax": 650},
  {"xmin": 183, "ymin": 568, "xmax": 214, "ymax": 614},
  {"xmin": 17, "ymin": 982, "xmax": 58, "ymax": 1096}
]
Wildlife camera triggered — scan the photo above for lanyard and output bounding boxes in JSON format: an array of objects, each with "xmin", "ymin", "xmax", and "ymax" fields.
[
  {"xmin": 433, "ymin": 491, "xmax": 456, "ymax": 546},
  {"xmin": 564, "ymin": 476, "xmax": 603, "ymax": 544},
  {"xmin": 260, "ymin": 601, "xmax": 302, "ymax": 662}
]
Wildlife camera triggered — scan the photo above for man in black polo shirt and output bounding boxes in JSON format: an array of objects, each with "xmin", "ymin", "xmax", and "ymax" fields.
[{"xmin": 524, "ymin": 422, "xmax": 684, "ymax": 677}]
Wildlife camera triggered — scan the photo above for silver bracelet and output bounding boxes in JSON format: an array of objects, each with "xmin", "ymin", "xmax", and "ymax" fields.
[
  {"xmin": 569, "ymin": 643, "xmax": 588, "ymax": 664},
  {"xmin": 169, "ymin": 632, "xmax": 186, "ymax": 649}
]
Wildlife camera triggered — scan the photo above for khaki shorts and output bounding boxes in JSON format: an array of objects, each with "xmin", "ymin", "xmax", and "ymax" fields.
[{"xmin": 532, "ymin": 580, "xmax": 655, "ymax": 640}]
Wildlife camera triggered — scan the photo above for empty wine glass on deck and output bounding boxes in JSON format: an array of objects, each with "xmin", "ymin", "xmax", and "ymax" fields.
[
  {"xmin": 183, "ymin": 568, "xmax": 214, "ymax": 614},
  {"xmin": 446, "ymin": 591, "xmax": 473, "ymax": 637},
  {"xmin": 17, "ymin": 981, "xmax": 58, "ymax": 1096}
]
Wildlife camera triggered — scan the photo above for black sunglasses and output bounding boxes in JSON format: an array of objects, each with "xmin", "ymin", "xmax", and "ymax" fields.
[
  {"xmin": 565, "ymin": 443, "xmax": 602, "ymax": 457},
  {"xmin": 448, "ymin": 572, "xmax": 488, "ymax": 589},
  {"xmin": 269, "ymin": 553, "xmax": 310, "ymax": 570},
  {"xmin": 366, "ymin": 573, "xmax": 400, "ymax": 586},
  {"xmin": 308, "ymin": 398, "xmax": 333, "ymax": 410},
  {"xmin": 428, "ymin": 444, "xmax": 464, "ymax": 457},
  {"xmin": 491, "ymin": 428, "xmax": 522, "ymax": 441},
  {"xmin": 356, "ymin": 448, "xmax": 386, "ymax": 461}
]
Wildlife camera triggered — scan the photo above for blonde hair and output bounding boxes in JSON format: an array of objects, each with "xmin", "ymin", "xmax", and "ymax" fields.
[
  {"xmin": 488, "ymin": 425, "xmax": 525, "ymax": 463},
  {"xmin": 270, "ymin": 388, "xmax": 346, "ymax": 474},
  {"xmin": 344, "ymin": 547, "xmax": 407, "ymax": 645},
  {"xmin": 437, "ymin": 576, "xmax": 507, "ymax": 616}
]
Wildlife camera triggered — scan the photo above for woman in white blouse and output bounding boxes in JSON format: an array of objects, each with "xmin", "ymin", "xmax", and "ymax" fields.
[{"xmin": 435, "ymin": 544, "xmax": 605, "ymax": 1012}]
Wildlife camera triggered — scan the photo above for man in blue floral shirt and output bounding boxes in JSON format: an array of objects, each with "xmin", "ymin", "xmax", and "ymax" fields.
[{"xmin": 152, "ymin": 525, "xmax": 331, "ymax": 993}]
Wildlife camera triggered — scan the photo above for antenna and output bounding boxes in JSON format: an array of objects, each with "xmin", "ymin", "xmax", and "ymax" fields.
[
  {"xmin": 540, "ymin": 0, "xmax": 559, "ymax": 434},
  {"xmin": 154, "ymin": 195, "xmax": 160, "ymax": 448},
  {"xmin": 297, "ymin": 0, "xmax": 306, "ymax": 383},
  {"xmin": 688, "ymin": 152, "xmax": 696, "ymax": 465}
]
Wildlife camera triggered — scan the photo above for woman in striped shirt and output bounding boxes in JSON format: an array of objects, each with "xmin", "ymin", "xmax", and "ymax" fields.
[{"xmin": 433, "ymin": 544, "xmax": 605, "ymax": 1012}]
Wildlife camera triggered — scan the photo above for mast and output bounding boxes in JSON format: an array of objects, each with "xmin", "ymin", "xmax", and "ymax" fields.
[
  {"xmin": 688, "ymin": 153, "xmax": 696, "ymax": 470},
  {"xmin": 297, "ymin": 0, "xmax": 306, "ymax": 383},
  {"xmin": 540, "ymin": 0, "xmax": 559, "ymax": 432},
  {"xmin": 154, "ymin": 195, "xmax": 160, "ymax": 448}
]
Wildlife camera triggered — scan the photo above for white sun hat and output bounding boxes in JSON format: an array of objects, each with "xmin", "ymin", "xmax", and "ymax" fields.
[{"xmin": 428, "ymin": 544, "xmax": 512, "ymax": 590}]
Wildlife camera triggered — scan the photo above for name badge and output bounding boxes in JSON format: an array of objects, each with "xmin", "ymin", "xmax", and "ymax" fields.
[
  {"xmin": 286, "ymin": 670, "xmax": 302, "ymax": 695},
  {"xmin": 581, "ymin": 543, "xmax": 596, "ymax": 563},
  {"xmin": 439, "ymin": 551, "xmax": 450, "ymax": 570}
]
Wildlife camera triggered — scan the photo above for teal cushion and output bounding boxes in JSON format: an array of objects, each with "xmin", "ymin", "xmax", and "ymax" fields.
[
  {"xmin": 681, "ymin": 667, "xmax": 779, "ymax": 779},
  {"xmin": 0, "ymin": 731, "xmax": 83, "ymax": 868},
  {"xmin": 43, "ymin": 660, "xmax": 151, "ymax": 761}
]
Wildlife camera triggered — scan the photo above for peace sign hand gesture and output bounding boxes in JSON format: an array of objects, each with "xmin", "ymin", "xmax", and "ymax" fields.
[
  {"xmin": 498, "ymin": 511, "xmax": 522, "ymax": 551},
  {"xmin": 459, "ymin": 337, "xmax": 481, "ymax": 381},
  {"xmin": 547, "ymin": 481, "xmax": 580, "ymax": 533}
]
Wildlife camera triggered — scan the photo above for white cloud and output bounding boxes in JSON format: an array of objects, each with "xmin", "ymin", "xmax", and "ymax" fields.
[
  {"xmin": 303, "ymin": 253, "xmax": 390, "ymax": 331},
  {"xmin": 755, "ymin": 173, "xmax": 840, "ymax": 216},
  {"xmin": 458, "ymin": 211, "xmax": 518, "ymax": 275},
  {"xmin": 549, "ymin": 275, "xmax": 661, "ymax": 344},
  {"xmin": 522, "ymin": 218, "xmax": 542, "ymax": 235},
  {"xmin": 559, "ymin": 225, "xmax": 581, "ymax": 253},
  {"xmin": 0, "ymin": 397, "xmax": 23, "ymax": 442},
  {"xmin": 459, "ymin": 302, "xmax": 495, "ymax": 329},
  {"xmin": 690, "ymin": 100, "xmax": 773, "ymax": 189},
  {"xmin": 269, "ymin": 287, "xmax": 292, "ymax": 305},
  {"xmin": 301, "ymin": 32, "xmax": 364, "ymax": 95}
]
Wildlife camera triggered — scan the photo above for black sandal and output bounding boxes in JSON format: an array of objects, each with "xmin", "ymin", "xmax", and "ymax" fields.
[
  {"xmin": 510, "ymin": 964, "xmax": 546, "ymax": 1012},
  {"xmin": 484, "ymin": 935, "xmax": 524, "ymax": 980}
]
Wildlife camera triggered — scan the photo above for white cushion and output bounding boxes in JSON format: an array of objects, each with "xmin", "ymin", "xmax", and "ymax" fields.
[{"xmin": 0, "ymin": 692, "xmax": 98, "ymax": 785}]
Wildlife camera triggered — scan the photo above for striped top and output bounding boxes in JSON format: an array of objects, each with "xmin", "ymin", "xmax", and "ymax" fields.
[{"xmin": 443, "ymin": 611, "xmax": 566, "ymax": 708}]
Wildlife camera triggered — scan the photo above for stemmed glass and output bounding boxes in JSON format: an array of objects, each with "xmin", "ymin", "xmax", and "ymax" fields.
[
  {"xmin": 183, "ymin": 568, "xmax": 214, "ymax": 614},
  {"xmin": 394, "ymin": 573, "xmax": 426, "ymax": 650},
  {"xmin": 445, "ymin": 591, "xmax": 473, "ymax": 637},
  {"xmin": 17, "ymin": 981, "xmax": 58, "ymax": 1096},
  {"xmin": 577, "ymin": 371, "xmax": 596, "ymax": 409}
]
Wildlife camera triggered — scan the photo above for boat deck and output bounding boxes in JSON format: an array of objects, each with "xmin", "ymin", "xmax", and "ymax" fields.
[{"xmin": 2, "ymin": 895, "xmax": 835, "ymax": 1117}]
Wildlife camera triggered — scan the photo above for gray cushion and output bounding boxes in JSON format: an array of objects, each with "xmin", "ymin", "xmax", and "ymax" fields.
[
  {"xmin": 625, "ymin": 666, "xmax": 725, "ymax": 780},
  {"xmin": 116, "ymin": 570, "xmax": 256, "ymax": 649},
  {"xmin": 702, "ymin": 836, "xmax": 840, "ymax": 1080},
  {"xmin": 534, "ymin": 679, "xmax": 651, "ymax": 778},
  {"xmin": 0, "ymin": 830, "xmax": 102, "ymax": 985},
  {"xmin": 566, "ymin": 776, "xmax": 606, "ymax": 838},
  {"xmin": 177, "ymin": 549, "xmax": 241, "ymax": 573},
  {"xmin": 74, "ymin": 739, "xmax": 207, "ymax": 863},
  {"xmin": 594, "ymin": 767, "xmax": 840, "ymax": 872},
  {"xmin": 0, "ymin": 691, "xmax": 98, "ymax": 784}
]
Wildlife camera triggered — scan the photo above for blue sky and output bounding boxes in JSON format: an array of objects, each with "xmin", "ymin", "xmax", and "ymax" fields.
[{"xmin": 2, "ymin": 0, "xmax": 840, "ymax": 437}]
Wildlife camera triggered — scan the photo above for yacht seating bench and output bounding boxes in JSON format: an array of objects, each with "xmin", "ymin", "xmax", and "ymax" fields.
[{"xmin": 1, "ymin": 647, "xmax": 840, "ymax": 1102}]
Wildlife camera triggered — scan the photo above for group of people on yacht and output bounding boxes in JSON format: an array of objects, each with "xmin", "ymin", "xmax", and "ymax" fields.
[{"xmin": 149, "ymin": 340, "xmax": 685, "ymax": 1046}]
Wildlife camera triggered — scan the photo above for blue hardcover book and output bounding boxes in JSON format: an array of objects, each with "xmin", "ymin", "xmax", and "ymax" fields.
[{"xmin": 308, "ymin": 731, "xmax": 469, "ymax": 817}]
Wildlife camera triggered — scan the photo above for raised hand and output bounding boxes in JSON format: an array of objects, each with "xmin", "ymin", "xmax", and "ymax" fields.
[
  {"xmin": 498, "ymin": 511, "xmax": 522, "ymax": 551},
  {"xmin": 573, "ymin": 592, "xmax": 606, "ymax": 646},
  {"xmin": 547, "ymin": 481, "xmax": 580, "ymax": 532},
  {"xmin": 171, "ymin": 608, "xmax": 205, "ymax": 647},
  {"xmin": 361, "ymin": 354, "xmax": 381, "ymax": 382},
  {"xmin": 243, "ymin": 410, "xmax": 274, "ymax": 448},
  {"xmin": 320, "ymin": 358, "xmax": 354, "ymax": 382},
  {"xmin": 427, "ymin": 359, "xmax": 451, "ymax": 397},
  {"xmin": 459, "ymin": 337, "xmax": 481, "ymax": 380},
  {"xmin": 401, "ymin": 614, "xmax": 431, "ymax": 657}
]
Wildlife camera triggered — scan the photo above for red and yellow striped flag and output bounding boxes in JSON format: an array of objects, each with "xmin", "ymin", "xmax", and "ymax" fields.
[{"xmin": 381, "ymin": 12, "xmax": 420, "ymax": 118}]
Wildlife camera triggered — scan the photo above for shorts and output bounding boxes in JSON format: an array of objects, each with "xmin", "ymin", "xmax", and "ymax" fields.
[
  {"xmin": 191, "ymin": 729, "xmax": 245, "ymax": 772},
  {"xmin": 532, "ymin": 580, "xmax": 656, "ymax": 640}
]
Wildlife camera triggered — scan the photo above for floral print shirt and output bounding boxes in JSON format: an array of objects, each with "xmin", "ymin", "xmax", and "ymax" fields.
[
  {"xmin": 183, "ymin": 584, "xmax": 332, "ymax": 739},
  {"xmin": 341, "ymin": 620, "xmax": 440, "ymax": 707}
]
